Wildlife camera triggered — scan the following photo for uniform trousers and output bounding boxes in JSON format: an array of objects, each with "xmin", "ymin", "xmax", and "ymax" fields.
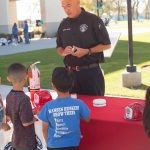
[{"xmin": 70, "ymin": 66, "xmax": 105, "ymax": 96}]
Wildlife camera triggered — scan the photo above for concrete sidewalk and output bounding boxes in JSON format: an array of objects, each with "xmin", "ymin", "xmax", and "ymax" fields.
[{"xmin": 0, "ymin": 38, "xmax": 56, "ymax": 56}]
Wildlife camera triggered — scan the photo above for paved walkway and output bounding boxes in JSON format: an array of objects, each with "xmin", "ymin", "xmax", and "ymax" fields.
[{"xmin": 0, "ymin": 38, "xmax": 56, "ymax": 56}]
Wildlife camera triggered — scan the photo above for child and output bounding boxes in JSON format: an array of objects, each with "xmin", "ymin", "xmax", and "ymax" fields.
[
  {"xmin": 0, "ymin": 94, "xmax": 10, "ymax": 131},
  {"xmin": 6, "ymin": 63, "xmax": 36, "ymax": 150},
  {"xmin": 38, "ymin": 67, "xmax": 90, "ymax": 150},
  {"xmin": 143, "ymin": 87, "xmax": 150, "ymax": 137}
]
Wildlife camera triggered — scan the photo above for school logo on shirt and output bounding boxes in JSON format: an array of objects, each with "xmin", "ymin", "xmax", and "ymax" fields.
[{"xmin": 80, "ymin": 24, "xmax": 88, "ymax": 32}]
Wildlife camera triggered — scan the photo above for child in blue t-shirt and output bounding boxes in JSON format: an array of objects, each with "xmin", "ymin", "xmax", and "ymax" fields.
[{"xmin": 38, "ymin": 67, "xmax": 90, "ymax": 150}]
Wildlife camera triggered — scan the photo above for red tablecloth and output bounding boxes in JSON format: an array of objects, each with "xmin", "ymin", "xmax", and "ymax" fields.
[{"xmin": 78, "ymin": 95, "xmax": 150, "ymax": 150}]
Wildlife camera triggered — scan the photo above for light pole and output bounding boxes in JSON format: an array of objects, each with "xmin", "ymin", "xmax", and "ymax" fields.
[
  {"xmin": 122, "ymin": 0, "xmax": 141, "ymax": 87},
  {"xmin": 126, "ymin": 0, "xmax": 136, "ymax": 72}
]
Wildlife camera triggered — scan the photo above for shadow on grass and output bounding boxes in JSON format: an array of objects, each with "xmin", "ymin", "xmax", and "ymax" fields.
[
  {"xmin": 126, "ymin": 84, "xmax": 149, "ymax": 91},
  {"xmin": 103, "ymin": 40, "xmax": 150, "ymax": 75},
  {"xmin": 141, "ymin": 65, "xmax": 150, "ymax": 68}
]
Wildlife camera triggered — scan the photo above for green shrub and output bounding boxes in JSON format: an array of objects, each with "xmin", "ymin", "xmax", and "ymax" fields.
[{"xmin": 0, "ymin": 33, "xmax": 11, "ymax": 38}]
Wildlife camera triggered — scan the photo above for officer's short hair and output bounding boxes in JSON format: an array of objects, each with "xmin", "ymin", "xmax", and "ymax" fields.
[
  {"xmin": 52, "ymin": 67, "xmax": 74, "ymax": 93},
  {"xmin": 8, "ymin": 63, "xmax": 27, "ymax": 83}
]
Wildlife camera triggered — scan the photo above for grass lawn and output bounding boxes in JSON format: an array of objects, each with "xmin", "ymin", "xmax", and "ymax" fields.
[
  {"xmin": 0, "ymin": 32, "xmax": 150, "ymax": 98},
  {"xmin": 103, "ymin": 32, "xmax": 150, "ymax": 98},
  {"xmin": 0, "ymin": 49, "xmax": 64, "ymax": 90}
]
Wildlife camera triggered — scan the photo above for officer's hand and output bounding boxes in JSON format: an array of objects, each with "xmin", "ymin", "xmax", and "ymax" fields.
[
  {"xmin": 63, "ymin": 46, "xmax": 72, "ymax": 56},
  {"xmin": 71, "ymin": 46, "xmax": 89, "ymax": 58}
]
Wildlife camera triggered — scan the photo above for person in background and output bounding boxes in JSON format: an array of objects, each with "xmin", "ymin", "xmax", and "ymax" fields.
[
  {"xmin": 24, "ymin": 21, "xmax": 30, "ymax": 44},
  {"xmin": 38, "ymin": 67, "xmax": 90, "ymax": 150},
  {"xmin": 12, "ymin": 23, "xmax": 19, "ymax": 45},
  {"xmin": 6, "ymin": 63, "xmax": 36, "ymax": 150},
  {"xmin": 56, "ymin": 0, "xmax": 111, "ymax": 96},
  {"xmin": 0, "ymin": 94, "xmax": 10, "ymax": 131}
]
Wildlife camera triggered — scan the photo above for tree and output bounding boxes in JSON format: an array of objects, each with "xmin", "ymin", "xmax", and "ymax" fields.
[
  {"xmin": 145, "ymin": 0, "xmax": 150, "ymax": 19},
  {"xmin": 108, "ymin": 0, "xmax": 126, "ymax": 21},
  {"xmin": 132, "ymin": 0, "xmax": 141, "ymax": 20},
  {"xmin": 80, "ymin": 0, "xmax": 94, "ymax": 11},
  {"xmin": 132, "ymin": 0, "xmax": 136, "ymax": 19}
]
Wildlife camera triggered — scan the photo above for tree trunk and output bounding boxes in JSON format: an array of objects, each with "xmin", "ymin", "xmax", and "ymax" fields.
[
  {"xmin": 117, "ymin": 0, "xmax": 121, "ymax": 21},
  {"xmin": 136, "ymin": 1, "xmax": 140, "ymax": 20},
  {"xmin": 145, "ymin": 0, "xmax": 150, "ymax": 19},
  {"xmin": 132, "ymin": 1, "xmax": 136, "ymax": 19}
]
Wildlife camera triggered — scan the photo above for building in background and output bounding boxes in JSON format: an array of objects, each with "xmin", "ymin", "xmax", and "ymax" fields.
[{"xmin": 0, "ymin": 0, "xmax": 66, "ymax": 37}]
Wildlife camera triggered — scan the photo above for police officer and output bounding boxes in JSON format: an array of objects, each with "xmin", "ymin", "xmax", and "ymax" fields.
[{"xmin": 57, "ymin": 0, "xmax": 111, "ymax": 96}]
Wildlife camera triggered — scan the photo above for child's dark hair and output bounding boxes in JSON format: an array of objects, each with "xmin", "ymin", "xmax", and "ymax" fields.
[
  {"xmin": 8, "ymin": 63, "xmax": 27, "ymax": 83},
  {"xmin": 143, "ymin": 87, "xmax": 150, "ymax": 137},
  {"xmin": 52, "ymin": 67, "xmax": 74, "ymax": 93}
]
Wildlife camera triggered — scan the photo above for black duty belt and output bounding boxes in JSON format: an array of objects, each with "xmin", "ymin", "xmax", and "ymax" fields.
[{"xmin": 66, "ymin": 63, "xmax": 99, "ymax": 71}]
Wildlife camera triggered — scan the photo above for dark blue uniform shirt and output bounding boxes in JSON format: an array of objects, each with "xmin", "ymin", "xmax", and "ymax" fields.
[{"xmin": 57, "ymin": 8, "xmax": 111, "ymax": 66}]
